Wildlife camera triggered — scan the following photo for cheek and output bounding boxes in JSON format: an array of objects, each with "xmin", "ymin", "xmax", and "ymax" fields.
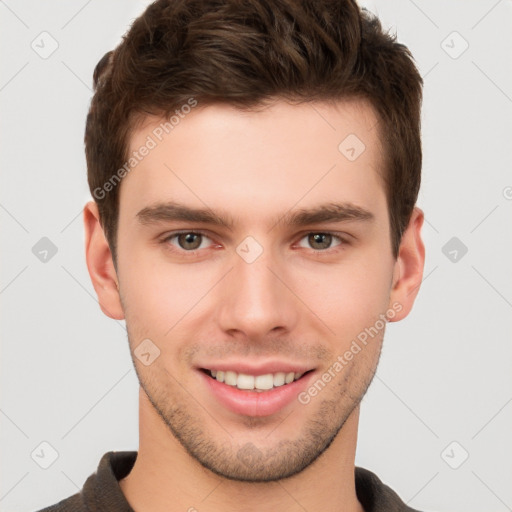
[
  {"xmin": 118, "ymin": 244, "xmax": 216, "ymax": 335},
  {"xmin": 291, "ymin": 252, "xmax": 394, "ymax": 339}
]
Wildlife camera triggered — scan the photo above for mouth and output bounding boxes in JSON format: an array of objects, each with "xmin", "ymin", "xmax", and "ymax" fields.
[
  {"xmin": 200, "ymin": 368, "xmax": 313, "ymax": 392},
  {"xmin": 198, "ymin": 365, "xmax": 317, "ymax": 417}
]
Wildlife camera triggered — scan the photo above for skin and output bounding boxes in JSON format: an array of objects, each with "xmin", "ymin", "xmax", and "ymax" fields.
[{"xmin": 84, "ymin": 98, "xmax": 425, "ymax": 512}]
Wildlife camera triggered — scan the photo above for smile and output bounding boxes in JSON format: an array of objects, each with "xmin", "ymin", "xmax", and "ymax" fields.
[{"xmin": 203, "ymin": 368, "xmax": 309, "ymax": 391}]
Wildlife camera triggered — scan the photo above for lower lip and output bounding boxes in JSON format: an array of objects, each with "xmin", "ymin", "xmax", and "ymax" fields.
[{"xmin": 199, "ymin": 370, "xmax": 314, "ymax": 417}]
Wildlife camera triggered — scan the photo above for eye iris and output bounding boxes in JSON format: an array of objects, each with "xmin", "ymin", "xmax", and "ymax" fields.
[
  {"xmin": 178, "ymin": 233, "xmax": 202, "ymax": 250},
  {"xmin": 309, "ymin": 233, "xmax": 331, "ymax": 250}
]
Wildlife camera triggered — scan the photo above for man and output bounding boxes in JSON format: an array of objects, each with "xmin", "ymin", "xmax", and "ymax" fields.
[{"xmin": 38, "ymin": 0, "xmax": 425, "ymax": 510}]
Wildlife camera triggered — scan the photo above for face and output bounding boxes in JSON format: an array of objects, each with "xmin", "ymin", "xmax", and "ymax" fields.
[{"xmin": 91, "ymin": 98, "xmax": 422, "ymax": 482}]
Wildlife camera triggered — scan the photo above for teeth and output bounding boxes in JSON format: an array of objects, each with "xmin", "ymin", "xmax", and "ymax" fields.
[
  {"xmin": 273, "ymin": 372, "xmax": 285, "ymax": 387},
  {"xmin": 224, "ymin": 371, "xmax": 237, "ymax": 386},
  {"xmin": 209, "ymin": 369, "xmax": 307, "ymax": 391},
  {"xmin": 254, "ymin": 374, "xmax": 274, "ymax": 390},
  {"xmin": 237, "ymin": 373, "xmax": 255, "ymax": 390}
]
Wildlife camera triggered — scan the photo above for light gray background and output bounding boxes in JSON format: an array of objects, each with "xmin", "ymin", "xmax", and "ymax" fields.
[{"xmin": 1, "ymin": 1, "xmax": 511, "ymax": 511}]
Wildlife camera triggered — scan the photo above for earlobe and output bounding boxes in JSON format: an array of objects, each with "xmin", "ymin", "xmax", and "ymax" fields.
[
  {"xmin": 83, "ymin": 201, "xmax": 125, "ymax": 320},
  {"xmin": 388, "ymin": 207, "xmax": 425, "ymax": 322}
]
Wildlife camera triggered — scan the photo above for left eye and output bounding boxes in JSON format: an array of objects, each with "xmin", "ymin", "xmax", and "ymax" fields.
[
  {"xmin": 165, "ymin": 232, "xmax": 214, "ymax": 251},
  {"xmin": 297, "ymin": 232, "xmax": 343, "ymax": 251}
]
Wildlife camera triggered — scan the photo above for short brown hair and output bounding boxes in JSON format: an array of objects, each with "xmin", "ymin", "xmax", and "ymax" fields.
[{"xmin": 85, "ymin": 0, "xmax": 422, "ymax": 265}]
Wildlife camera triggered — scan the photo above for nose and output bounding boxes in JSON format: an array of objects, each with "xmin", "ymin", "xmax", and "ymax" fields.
[{"xmin": 216, "ymin": 246, "xmax": 299, "ymax": 340}]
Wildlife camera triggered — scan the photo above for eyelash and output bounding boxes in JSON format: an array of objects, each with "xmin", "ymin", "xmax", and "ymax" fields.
[{"xmin": 160, "ymin": 229, "xmax": 349, "ymax": 255}]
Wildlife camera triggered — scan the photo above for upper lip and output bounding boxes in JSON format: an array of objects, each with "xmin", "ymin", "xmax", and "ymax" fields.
[{"xmin": 196, "ymin": 360, "xmax": 315, "ymax": 376}]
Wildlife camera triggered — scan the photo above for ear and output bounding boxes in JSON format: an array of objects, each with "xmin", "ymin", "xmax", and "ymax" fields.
[
  {"xmin": 83, "ymin": 200, "xmax": 125, "ymax": 320},
  {"xmin": 387, "ymin": 207, "xmax": 425, "ymax": 322}
]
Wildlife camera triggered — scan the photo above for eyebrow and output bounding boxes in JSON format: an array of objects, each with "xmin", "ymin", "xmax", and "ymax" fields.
[{"xmin": 136, "ymin": 201, "xmax": 374, "ymax": 230}]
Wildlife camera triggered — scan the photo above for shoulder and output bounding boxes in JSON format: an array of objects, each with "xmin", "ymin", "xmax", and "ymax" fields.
[
  {"xmin": 32, "ymin": 451, "xmax": 137, "ymax": 512},
  {"xmin": 355, "ymin": 466, "xmax": 423, "ymax": 512}
]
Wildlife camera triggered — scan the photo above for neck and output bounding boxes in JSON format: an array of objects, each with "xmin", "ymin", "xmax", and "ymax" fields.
[{"xmin": 119, "ymin": 387, "xmax": 365, "ymax": 512}]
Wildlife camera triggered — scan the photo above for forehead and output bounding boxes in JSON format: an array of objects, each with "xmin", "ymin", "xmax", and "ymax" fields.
[{"xmin": 119, "ymin": 98, "xmax": 386, "ymax": 226}]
